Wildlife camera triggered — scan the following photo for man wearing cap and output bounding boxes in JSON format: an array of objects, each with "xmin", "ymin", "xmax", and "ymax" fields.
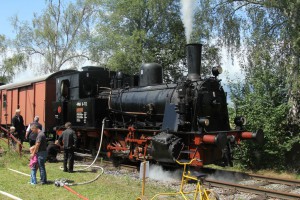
[
  {"xmin": 26, "ymin": 116, "xmax": 43, "ymax": 147},
  {"xmin": 58, "ymin": 122, "xmax": 77, "ymax": 173},
  {"xmin": 12, "ymin": 109, "xmax": 25, "ymax": 144}
]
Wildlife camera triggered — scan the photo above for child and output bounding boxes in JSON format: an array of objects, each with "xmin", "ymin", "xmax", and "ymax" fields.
[
  {"xmin": 29, "ymin": 146, "xmax": 38, "ymax": 185},
  {"xmin": 9, "ymin": 126, "xmax": 18, "ymax": 149}
]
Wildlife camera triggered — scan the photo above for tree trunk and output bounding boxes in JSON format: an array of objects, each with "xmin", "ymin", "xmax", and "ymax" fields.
[{"xmin": 288, "ymin": 54, "xmax": 300, "ymax": 133}]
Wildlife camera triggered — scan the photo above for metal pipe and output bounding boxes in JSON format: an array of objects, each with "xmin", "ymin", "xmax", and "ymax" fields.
[{"xmin": 186, "ymin": 43, "xmax": 202, "ymax": 81}]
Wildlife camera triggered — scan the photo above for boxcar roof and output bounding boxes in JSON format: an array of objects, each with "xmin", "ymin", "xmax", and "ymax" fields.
[{"xmin": 0, "ymin": 69, "xmax": 76, "ymax": 90}]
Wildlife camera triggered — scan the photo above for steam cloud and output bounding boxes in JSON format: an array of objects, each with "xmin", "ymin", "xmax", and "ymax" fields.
[
  {"xmin": 180, "ymin": 0, "xmax": 195, "ymax": 43},
  {"xmin": 149, "ymin": 165, "xmax": 182, "ymax": 182},
  {"xmin": 207, "ymin": 171, "xmax": 245, "ymax": 183}
]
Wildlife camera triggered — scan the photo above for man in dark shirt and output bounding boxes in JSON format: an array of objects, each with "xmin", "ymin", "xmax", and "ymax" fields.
[
  {"xmin": 11, "ymin": 109, "xmax": 25, "ymax": 144},
  {"xmin": 26, "ymin": 116, "xmax": 43, "ymax": 147},
  {"xmin": 58, "ymin": 122, "xmax": 77, "ymax": 173},
  {"xmin": 30, "ymin": 124, "xmax": 47, "ymax": 184},
  {"xmin": 47, "ymin": 140, "xmax": 61, "ymax": 162}
]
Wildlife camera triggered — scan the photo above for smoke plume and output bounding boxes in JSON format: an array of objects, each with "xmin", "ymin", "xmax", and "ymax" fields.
[
  {"xmin": 180, "ymin": 0, "xmax": 195, "ymax": 43},
  {"xmin": 207, "ymin": 170, "xmax": 245, "ymax": 183},
  {"xmin": 149, "ymin": 165, "xmax": 182, "ymax": 182}
]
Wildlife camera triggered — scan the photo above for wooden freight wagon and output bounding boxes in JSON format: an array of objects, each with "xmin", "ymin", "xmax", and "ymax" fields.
[{"xmin": 0, "ymin": 70, "xmax": 75, "ymax": 133}]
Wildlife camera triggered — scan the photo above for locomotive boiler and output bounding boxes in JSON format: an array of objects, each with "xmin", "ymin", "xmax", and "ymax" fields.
[{"xmin": 53, "ymin": 43, "xmax": 263, "ymax": 167}]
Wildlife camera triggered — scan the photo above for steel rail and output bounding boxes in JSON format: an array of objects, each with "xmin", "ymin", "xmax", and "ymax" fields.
[
  {"xmin": 205, "ymin": 178, "xmax": 300, "ymax": 200},
  {"xmin": 248, "ymin": 173, "xmax": 300, "ymax": 187},
  {"xmin": 202, "ymin": 167, "xmax": 300, "ymax": 186}
]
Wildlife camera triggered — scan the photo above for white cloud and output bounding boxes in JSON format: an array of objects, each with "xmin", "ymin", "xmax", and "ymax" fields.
[{"xmin": 13, "ymin": 68, "xmax": 36, "ymax": 83}]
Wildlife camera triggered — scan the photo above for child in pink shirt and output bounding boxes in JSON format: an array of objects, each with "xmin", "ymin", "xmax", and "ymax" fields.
[{"xmin": 29, "ymin": 146, "xmax": 38, "ymax": 185}]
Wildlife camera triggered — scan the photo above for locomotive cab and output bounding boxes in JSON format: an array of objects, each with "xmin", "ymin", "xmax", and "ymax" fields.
[{"xmin": 53, "ymin": 67, "xmax": 114, "ymax": 154}]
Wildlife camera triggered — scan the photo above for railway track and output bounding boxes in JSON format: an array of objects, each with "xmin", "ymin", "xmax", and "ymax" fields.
[
  {"xmin": 74, "ymin": 152, "xmax": 300, "ymax": 199},
  {"xmin": 101, "ymin": 161, "xmax": 300, "ymax": 199},
  {"xmin": 200, "ymin": 168, "xmax": 300, "ymax": 200},
  {"xmin": 248, "ymin": 173, "xmax": 300, "ymax": 187},
  {"xmin": 205, "ymin": 178, "xmax": 300, "ymax": 200}
]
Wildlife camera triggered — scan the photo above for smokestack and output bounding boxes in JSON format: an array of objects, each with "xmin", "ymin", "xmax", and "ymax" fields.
[{"xmin": 186, "ymin": 43, "xmax": 202, "ymax": 81}]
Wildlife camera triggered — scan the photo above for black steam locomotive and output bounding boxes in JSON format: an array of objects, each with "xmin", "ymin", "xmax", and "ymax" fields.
[{"xmin": 53, "ymin": 43, "xmax": 263, "ymax": 167}]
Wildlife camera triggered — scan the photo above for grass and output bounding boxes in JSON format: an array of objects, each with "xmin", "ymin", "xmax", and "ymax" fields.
[
  {"xmin": 0, "ymin": 139, "xmax": 175, "ymax": 200},
  {"xmin": 4, "ymin": 137, "xmax": 298, "ymax": 200}
]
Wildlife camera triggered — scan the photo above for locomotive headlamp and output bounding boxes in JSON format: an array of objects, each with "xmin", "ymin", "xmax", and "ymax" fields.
[
  {"xmin": 234, "ymin": 116, "xmax": 247, "ymax": 126},
  {"xmin": 198, "ymin": 118, "xmax": 210, "ymax": 127},
  {"xmin": 212, "ymin": 66, "xmax": 223, "ymax": 76}
]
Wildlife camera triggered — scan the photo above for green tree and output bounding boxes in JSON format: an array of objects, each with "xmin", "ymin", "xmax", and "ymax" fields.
[
  {"xmin": 90, "ymin": 0, "xmax": 186, "ymax": 80},
  {"xmin": 0, "ymin": 35, "xmax": 26, "ymax": 83},
  {"xmin": 229, "ymin": 40, "xmax": 292, "ymax": 169},
  {"xmin": 193, "ymin": 0, "xmax": 300, "ymax": 169},
  {"xmin": 12, "ymin": 0, "xmax": 97, "ymax": 73},
  {"xmin": 194, "ymin": 0, "xmax": 300, "ymax": 127}
]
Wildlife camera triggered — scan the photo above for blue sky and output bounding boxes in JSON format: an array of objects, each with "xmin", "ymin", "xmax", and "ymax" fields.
[
  {"xmin": 1, "ymin": 1, "xmax": 242, "ymax": 89},
  {"xmin": 0, "ymin": 1, "xmax": 49, "ymax": 38}
]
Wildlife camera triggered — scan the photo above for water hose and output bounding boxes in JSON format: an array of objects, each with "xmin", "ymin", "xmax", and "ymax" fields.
[
  {"xmin": 0, "ymin": 190, "xmax": 22, "ymax": 200},
  {"xmin": 75, "ymin": 118, "xmax": 106, "ymax": 172},
  {"xmin": 63, "ymin": 165, "xmax": 103, "ymax": 186},
  {"xmin": 8, "ymin": 168, "xmax": 31, "ymax": 177},
  {"xmin": 62, "ymin": 185, "xmax": 88, "ymax": 200}
]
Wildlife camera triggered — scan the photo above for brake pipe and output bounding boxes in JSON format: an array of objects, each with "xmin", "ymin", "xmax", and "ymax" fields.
[{"xmin": 0, "ymin": 190, "xmax": 22, "ymax": 200}]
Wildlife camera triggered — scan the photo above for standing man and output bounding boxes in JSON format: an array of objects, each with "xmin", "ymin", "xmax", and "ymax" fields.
[
  {"xmin": 58, "ymin": 122, "xmax": 77, "ymax": 173},
  {"xmin": 30, "ymin": 124, "xmax": 47, "ymax": 184},
  {"xmin": 12, "ymin": 109, "xmax": 25, "ymax": 144},
  {"xmin": 26, "ymin": 116, "xmax": 43, "ymax": 147}
]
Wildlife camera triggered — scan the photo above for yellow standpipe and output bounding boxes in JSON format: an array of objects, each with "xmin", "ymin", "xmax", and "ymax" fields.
[{"xmin": 137, "ymin": 161, "xmax": 148, "ymax": 200}]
